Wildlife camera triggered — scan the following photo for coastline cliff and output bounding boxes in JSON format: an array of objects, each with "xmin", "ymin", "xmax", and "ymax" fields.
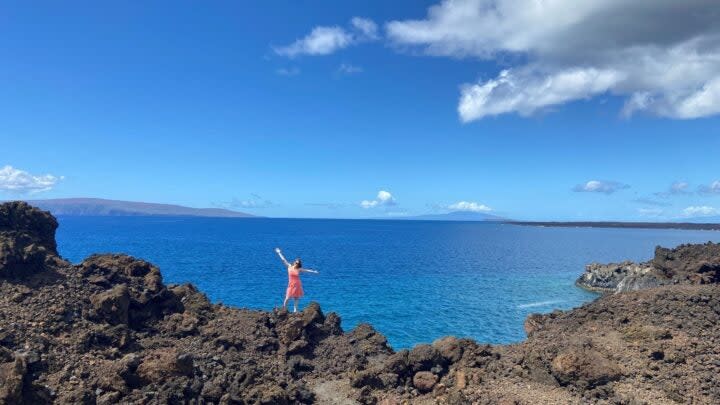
[
  {"xmin": 1, "ymin": 201, "xmax": 719, "ymax": 404},
  {"xmin": 577, "ymin": 243, "xmax": 720, "ymax": 293}
]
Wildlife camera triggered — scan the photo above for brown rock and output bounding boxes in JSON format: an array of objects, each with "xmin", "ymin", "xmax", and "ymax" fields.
[
  {"xmin": 551, "ymin": 347, "xmax": 622, "ymax": 388},
  {"xmin": 408, "ymin": 344, "xmax": 443, "ymax": 372},
  {"xmin": 136, "ymin": 349, "xmax": 194, "ymax": 382},
  {"xmin": 412, "ymin": 371, "xmax": 438, "ymax": 393},
  {"xmin": 455, "ymin": 369, "xmax": 467, "ymax": 389},
  {"xmin": 0, "ymin": 355, "xmax": 27, "ymax": 404},
  {"xmin": 90, "ymin": 284, "xmax": 130, "ymax": 325},
  {"xmin": 432, "ymin": 336, "xmax": 464, "ymax": 364}
]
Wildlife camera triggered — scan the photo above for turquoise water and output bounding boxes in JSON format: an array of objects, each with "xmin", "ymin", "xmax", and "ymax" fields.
[{"xmin": 54, "ymin": 217, "xmax": 720, "ymax": 349}]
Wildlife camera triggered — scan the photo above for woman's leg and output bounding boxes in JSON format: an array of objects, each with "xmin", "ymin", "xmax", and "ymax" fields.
[
  {"xmin": 293, "ymin": 298, "xmax": 299, "ymax": 313},
  {"xmin": 283, "ymin": 296, "xmax": 289, "ymax": 309}
]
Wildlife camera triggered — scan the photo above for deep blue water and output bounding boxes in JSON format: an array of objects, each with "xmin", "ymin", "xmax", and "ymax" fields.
[{"xmin": 54, "ymin": 217, "xmax": 720, "ymax": 349}]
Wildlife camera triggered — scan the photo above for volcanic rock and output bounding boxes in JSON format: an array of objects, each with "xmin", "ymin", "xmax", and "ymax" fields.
[{"xmin": 1, "ymin": 201, "xmax": 719, "ymax": 404}]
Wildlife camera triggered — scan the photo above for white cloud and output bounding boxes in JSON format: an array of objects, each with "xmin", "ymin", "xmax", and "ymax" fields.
[
  {"xmin": 655, "ymin": 181, "xmax": 691, "ymax": 197},
  {"xmin": 573, "ymin": 180, "xmax": 629, "ymax": 194},
  {"xmin": 682, "ymin": 205, "xmax": 719, "ymax": 217},
  {"xmin": 698, "ymin": 180, "xmax": 720, "ymax": 195},
  {"xmin": 458, "ymin": 67, "xmax": 623, "ymax": 121},
  {"xmin": 387, "ymin": 0, "xmax": 720, "ymax": 121},
  {"xmin": 0, "ymin": 165, "xmax": 62, "ymax": 194},
  {"xmin": 338, "ymin": 63, "xmax": 363, "ymax": 74},
  {"xmin": 447, "ymin": 201, "xmax": 492, "ymax": 212},
  {"xmin": 351, "ymin": 17, "xmax": 379, "ymax": 40},
  {"xmin": 274, "ymin": 17, "xmax": 378, "ymax": 57},
  {"xmin": 360, "ymin": 190, "xmax": 397, "ymax": 209}
]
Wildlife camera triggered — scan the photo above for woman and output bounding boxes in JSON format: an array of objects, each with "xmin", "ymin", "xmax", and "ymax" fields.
[{"xmin": 274, "ymin": 248, "xmax": 319, "ymax": 312}]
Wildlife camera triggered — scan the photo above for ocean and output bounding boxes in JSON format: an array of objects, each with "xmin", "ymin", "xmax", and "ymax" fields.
[{"xmin": 54, "ymin": 217, "xmax": 720, "ymax": 349}]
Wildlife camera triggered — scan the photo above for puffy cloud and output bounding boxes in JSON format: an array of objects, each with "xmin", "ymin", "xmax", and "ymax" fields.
[
  {"xmin": 682, "ymin": 205, "xmax": 719, "ymax": 217},
  {"xmin": 447, "ymin": 201, "xmax": 492, "ymax": 212},
  {"xmin": 0, "ymin": 165, "xmax": 62, "ymax": 193},
  {"xmin": 698, "ymin": 180, "xmax": 720, "ymax": 195},
  {"xmin": 458, "ymin": 67, "xmax": 623, "ymax": 121},
  {"xmin": 350, "ymin": 17, "xmax": 379, "ymax": 40},
  {"xmin": 387, "ymin": 0, "xmax": 720, "ymax": 121},
  {"xmin": 360, "ymin": 190, "xmax": 396, "ymax": 208},
  {"xmin": 274, "ymin": 17, "xmax": 378, "ymax": 57},
  {"xmin": 573, "ymin": 180, "xmax": 629, "ymax": 194},
  {"xmin": 654, "ymin": 181, "xmax": 691, "ymax": 197}
]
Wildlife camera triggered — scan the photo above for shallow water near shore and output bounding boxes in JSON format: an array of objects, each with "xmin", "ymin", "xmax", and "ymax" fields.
[{"xmin": 55, "ymin": 217, "xmax": 720, "ymax": 349}]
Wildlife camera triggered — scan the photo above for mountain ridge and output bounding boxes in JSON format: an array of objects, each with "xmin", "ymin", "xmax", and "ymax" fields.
[{"xmin": 8, "ymin": 198, "xmax": 254, "ymax": 218}]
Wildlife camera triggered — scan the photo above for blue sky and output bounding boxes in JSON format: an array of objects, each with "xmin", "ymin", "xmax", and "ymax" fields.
[{"xmin": 2, "ymin": 0, "xmax": 720, "ymax": 220}]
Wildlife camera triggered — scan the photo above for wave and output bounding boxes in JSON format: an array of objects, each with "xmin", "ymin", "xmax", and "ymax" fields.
[{"xmin": 517, "ymin": 299, "xmax": 564, "ymax": 309}]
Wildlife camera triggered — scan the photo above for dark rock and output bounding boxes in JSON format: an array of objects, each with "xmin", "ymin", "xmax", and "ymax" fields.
[
  {"xmin": 432, "ymin": 336, "xmax": 464, "ymax": 364},
  {"xmin": 578, "ymin": 242, "xmax": 720, "ymax": 293},
  {"xmin": 136, "ymin": 349, "xmax": 194, "ymax": 383},
  {"xmin": 351, "ymin": 369, "xmax": 385, "ymax": 389},
  {"xmin": 412, "ymin": 371, "xmax": 438, "ymax": 392},
  {"xmin": 408, "ymin": 344, "xmax": 444, "ymax": 372},
  {"xmin": 0, "ymin": 355, "xmax": 27, "ymax": 403},
  {"xmin": 90, "ymin": 284, "xmax": 130, "ymax": 325},
  {"xmin": 551, "ymin": 347, "xmax": 622, "ymax": 388},
  {"xmin": 1, "ymin": 202, "xmax": 719, "ymax": 404},
  {"xmin": 0, "ymin": 201, "xmax": 58, "ymax": 252}
]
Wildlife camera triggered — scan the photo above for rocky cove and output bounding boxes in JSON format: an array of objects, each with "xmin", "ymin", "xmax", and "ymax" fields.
[{"xmin": 1, "ymin": 201, "xmax": 719, "ymax": 404}]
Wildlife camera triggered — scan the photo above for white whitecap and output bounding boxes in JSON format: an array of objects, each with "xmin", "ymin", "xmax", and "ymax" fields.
[{"xmin": 516, "ymin": 300, "xmax": 564, "ymax": 309}]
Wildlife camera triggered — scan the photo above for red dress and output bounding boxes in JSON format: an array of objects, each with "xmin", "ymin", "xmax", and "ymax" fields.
[{"xmin": 286, "ymin": 267, "xmax": 304, "ymax": 298}]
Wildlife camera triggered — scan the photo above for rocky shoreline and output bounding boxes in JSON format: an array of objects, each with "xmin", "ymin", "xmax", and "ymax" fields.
[
  {"xmin": 1, "ymin": 201, "xmax": 720, "ymax": 404},
  {"xmin": 577, "ymin": 243, "xmax": 720, "ymax": 293}
]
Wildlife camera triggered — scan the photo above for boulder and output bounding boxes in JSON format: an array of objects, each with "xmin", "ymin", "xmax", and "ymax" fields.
[
  {"xmin": 0, "ymin": 201, "xmax": 60, "ymax": 278},
  {"xmin": 408, "ymin": 344, "xmax": 444, "ymax": 372},
  {"xmin": 550, "ymin": 347, "xmax": 622, "ymax": 388},
  {"xmin": 90, "ymin": 284, "xmax": 130, "ymax": 325},
  {"xmin": 412, "ymin": 371, "xmax": 438, "ymax": 393},
  {"xmin": 0, "ymin": 201, "xmax": 58, "ymax": 253},
  {"xmin": 0, "ymin": 355, "xmax": 27, "ymax": 404},
  {"xmin": 432, "ymin": 336, "xmax": 464, "ymax": 364},
  {"xmin": 136, "ymin": 349, "xmax": 194, "ymax": 383}
]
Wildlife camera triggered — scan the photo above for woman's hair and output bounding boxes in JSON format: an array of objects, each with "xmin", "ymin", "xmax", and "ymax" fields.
[{"xmin": 293, "ymin": 258, "xmax": 302, "ymax": 268}]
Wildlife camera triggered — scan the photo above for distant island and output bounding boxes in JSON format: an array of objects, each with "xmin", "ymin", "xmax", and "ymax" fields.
[
  {"xmin": 386, "ymin": 211, "xmax": 506, "ymax": 221},
  {"xmin": 11, "ymin": 198, "xmax": 254, "ymax": 218},
  {"xmin": 509, "ymin": 220, "xmax": 720, "ymax": 231}
]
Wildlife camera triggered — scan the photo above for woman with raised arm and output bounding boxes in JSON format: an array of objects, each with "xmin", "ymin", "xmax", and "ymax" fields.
[{"xmin": 274, "ymin": 248, "xmax": 319, "ymax": 312}]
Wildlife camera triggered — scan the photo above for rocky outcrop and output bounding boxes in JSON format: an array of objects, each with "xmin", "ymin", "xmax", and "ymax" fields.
[
  {"xmin": 1, "ymin": 201, "xmax": 720, "ymax": 404},
  {"xmin": 577, "ymin": 242, "xmax": 720, "ymax": 293},
  {"xmin": 0, "ymin": 201, "xmax": 61, "ymax": 278}
]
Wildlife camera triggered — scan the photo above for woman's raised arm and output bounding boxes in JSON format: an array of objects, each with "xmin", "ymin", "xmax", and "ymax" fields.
[
  {"xmin": 299, "ymin": 268, "xmax": 319, "ymax": 274},
  {"xmin": 274, "ymin": 248, "xmax": 290, "ymax": 267}
]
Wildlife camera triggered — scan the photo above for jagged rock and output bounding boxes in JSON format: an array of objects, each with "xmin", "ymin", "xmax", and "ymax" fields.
[
  {"xmin": 432, "ymin": 336, "xmax": 464, "ymax": 364},
  {"xmin": 551, "ymin": 347, "xmax": 622, "ymax": 388},
  {"xmin": 653, "ymin": 243, "xmax": 720, "ymax": 282},
  {"xmin": 0, "ymin": 201, "xmax": 58, "ymax": 252},
  {"xmin": 1, "ymin": 202, "xmax": 720, "ymax": 404},
  {"xmin": 408, "ymin": 344, "xmax": 444, "ymax": 372},
  {"xmin": 0, "ymin": 355, "xmax": 27, "ymax": 403},
  {"xmin": 383, "ymin": 350, "xmax": 410, "ymax": 375},
  {"xmin": 578, "ymin": 242, "xmax": 720, "ymax": 293},
  {"xmin": 412, "ymin": 371, "xmax": 438, "ymax": 392},
  {"xmin": 136, "ymin": 349, "xmax": 194, "ymax": 383},
  {"xmin": 90, "ymin": 284, "xmax": 130, "ymax": 325},
  {"xmin": 0, "ymin": 202, "xmax": 60, "ymax": 279}
]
